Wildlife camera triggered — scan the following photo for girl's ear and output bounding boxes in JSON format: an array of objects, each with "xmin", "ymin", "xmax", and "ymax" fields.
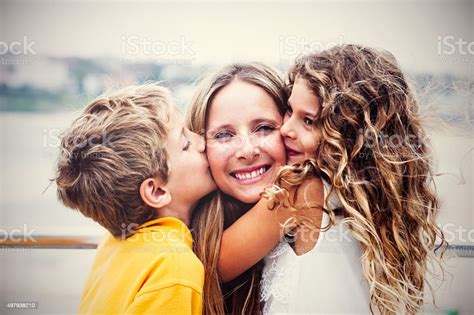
[{"xmin": 139, "ymin": 178, "xmax": 172, "ymax": 209}]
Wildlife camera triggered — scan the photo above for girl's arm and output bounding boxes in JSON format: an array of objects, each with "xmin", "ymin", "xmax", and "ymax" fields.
[{"xmin": 218, "ymin": 177, "xmax": 324, "ymax": 282}]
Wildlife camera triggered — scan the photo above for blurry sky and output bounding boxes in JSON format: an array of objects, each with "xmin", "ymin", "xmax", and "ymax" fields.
[{"xmin": 1, "ymin": 0, "xmax": 473, "ymax": 77}]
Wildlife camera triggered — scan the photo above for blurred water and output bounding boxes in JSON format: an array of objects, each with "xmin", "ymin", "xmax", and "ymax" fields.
[{"xmin": 0, "ymin": 112, "xmax": 472, "ymax": 314}]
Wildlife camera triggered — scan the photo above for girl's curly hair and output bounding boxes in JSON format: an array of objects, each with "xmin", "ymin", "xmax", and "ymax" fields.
[{"xmin": 265, "ymin": 44, "xmax": 447, "ymax": 314}]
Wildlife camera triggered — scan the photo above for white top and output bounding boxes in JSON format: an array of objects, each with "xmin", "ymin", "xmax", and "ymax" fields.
[{"xmin": 260, "ymin": 181, "xmax": 371, "ymax": 314}]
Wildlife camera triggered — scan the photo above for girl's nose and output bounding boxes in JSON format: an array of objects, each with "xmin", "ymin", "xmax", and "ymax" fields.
[{"xmin": 280, "ymin": 117, "xmax": 297, "ymax": 140}]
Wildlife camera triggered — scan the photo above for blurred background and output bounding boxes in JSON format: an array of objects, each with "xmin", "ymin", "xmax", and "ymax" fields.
[{"xmin": 0, "ymin": 0, "xmax": 472, "ymax": 314}]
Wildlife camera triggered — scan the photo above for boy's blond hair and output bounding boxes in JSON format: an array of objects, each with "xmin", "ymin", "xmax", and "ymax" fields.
[{"xmin": 55, "ymin": 84, "xmax": 176, "ymax": 238}]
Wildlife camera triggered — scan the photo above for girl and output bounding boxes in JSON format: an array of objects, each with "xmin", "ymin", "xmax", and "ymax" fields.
[{"xmin": 261, "ymin": 44, "xmax": 448, "ymax": 314}]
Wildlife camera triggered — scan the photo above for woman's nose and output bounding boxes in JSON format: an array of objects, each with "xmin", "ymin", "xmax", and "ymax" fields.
[{"xmin": 234, "ymin": 136, "xmax": 261, "ymax": 160}]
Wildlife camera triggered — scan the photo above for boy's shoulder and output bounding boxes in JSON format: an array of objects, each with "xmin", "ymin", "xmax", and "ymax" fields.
[{"xmin": 97, "ymin": 217, "xmax": 204, "ymax": 292}]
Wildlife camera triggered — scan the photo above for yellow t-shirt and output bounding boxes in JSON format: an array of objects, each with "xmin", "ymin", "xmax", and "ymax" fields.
[{"xmin": 78, "ymin": 217, "xmax": 204, "ymax": 314}]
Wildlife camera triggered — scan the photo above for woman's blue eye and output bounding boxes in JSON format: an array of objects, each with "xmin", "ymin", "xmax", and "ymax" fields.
[
  {"xmin": 256, "ymin": 124, "xmax": 275, "ymax": 133},
  {"xmin": 215, "ymin": 131, "xmax": 233, "ymax": 140}
]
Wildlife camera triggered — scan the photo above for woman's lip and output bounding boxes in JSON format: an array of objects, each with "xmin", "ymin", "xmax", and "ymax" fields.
[
  {"xmin": 230, "ymin": 164, "xmax": 269, "ymax": 174},
  {"xmin": 229, "ymin": 164, "xmax": 272, "ymax": 185}
]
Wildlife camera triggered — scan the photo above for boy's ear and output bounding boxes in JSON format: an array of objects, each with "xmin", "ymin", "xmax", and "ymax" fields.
[{"xmin": 139, "ymin": 178, "xmax": 172, "ymax": 209}]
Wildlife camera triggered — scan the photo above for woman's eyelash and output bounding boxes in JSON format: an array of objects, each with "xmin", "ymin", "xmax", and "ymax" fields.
[
  {"xmin": 256, "ymin": 124, "xmax": 276, "ymax": 132},
  {"xmin": 214, "ymin": 130, "xmax": 233, "ymax": 139}
]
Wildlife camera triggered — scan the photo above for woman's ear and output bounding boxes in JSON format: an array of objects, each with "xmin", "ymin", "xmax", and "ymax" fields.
[{"xmin": 139, "ymin": 178, "xmax": 172, "ymax": 209}]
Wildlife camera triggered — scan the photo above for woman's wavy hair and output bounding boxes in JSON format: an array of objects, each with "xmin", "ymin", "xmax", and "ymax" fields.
[
  {"xmin": 268, "ymin": 44, "xmax": 447, "ymax": 314},
  {"xmin": 186, "ymin": 63, "xmax": 287, "ymax": 315}
]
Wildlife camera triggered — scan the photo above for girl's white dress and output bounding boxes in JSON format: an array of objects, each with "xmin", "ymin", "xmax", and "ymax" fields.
[{"xmin": 259, "ymin": 181, "xmax": 371, "ymax": 314}]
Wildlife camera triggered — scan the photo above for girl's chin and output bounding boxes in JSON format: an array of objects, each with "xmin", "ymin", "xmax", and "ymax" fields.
[{"xmin": 287, "ymin": 156, "xmax": 304, "ymax": 165}]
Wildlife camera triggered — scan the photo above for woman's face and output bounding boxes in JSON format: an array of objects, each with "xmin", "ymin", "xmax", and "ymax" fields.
[
  {"xmin": 206, "ymin": 79, "xmax": 286, "ymax": 204},
  {"xmin": 280, "ymin": 77, "xmax": 322, "ymax": 164}
]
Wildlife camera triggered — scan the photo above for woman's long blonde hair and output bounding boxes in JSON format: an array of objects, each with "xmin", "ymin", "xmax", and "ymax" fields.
[
  {"xmin": 268, "ymin": 44, "xmax": 447, "ymax": 314},
  {"xmin": 186, "ymin": 63, "xmax": 287, "ymax": 315}
]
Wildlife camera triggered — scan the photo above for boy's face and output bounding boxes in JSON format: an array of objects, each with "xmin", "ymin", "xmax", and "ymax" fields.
[{"xmin": 165, "ymin": 114, "xmax": 216, "ymax": 207}]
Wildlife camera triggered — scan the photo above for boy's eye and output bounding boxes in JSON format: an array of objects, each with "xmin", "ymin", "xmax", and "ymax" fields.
[{"xmin": 183, "ymin": 140, "xmax": 191, "ymax": 151}]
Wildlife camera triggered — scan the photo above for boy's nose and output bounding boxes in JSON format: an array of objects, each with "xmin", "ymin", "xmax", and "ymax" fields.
[{"xmin": 196, "ymin": 134, "xmax": 206, "ymax": 153}]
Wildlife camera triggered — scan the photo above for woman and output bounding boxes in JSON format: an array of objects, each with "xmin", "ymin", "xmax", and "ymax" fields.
[{"xmin": 186, "ymin": 63, "xmax": 293, "ymax": 314}]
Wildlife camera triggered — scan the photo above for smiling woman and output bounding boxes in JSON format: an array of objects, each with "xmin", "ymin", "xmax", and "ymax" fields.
[
  {"xmin": 186, "ymin": 62, "xmax": 288, "ymax": 315},
  {"xmin": 206, "ymin": 79, "xmax": 286, "ymax": 204}
]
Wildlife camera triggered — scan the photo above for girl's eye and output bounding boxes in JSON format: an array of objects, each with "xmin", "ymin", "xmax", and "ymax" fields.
[
  {"xmin": 303, "ymin": 117, "xmax": 314, "ymax": 126},
  {"xmin": 214, "ymin": 130, "xmax": 233, "ymax": 140},
  {"xmin": 286, "ymin": 105, "xmax": 293, "ymax": 116}
]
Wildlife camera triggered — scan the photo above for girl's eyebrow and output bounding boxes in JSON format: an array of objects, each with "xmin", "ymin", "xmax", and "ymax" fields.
[{"xmin": 288, "ymin": 100, "xmax": 317, "ymax": 117}]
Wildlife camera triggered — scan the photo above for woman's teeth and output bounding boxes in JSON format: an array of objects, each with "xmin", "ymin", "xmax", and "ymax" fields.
[{"xmin": 233, "ymin": 166, "xmax": 267, "ymax": 180}]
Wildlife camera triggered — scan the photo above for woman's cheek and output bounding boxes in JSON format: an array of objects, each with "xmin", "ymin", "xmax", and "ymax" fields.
[
  {"xmin": 206, "ymin": 143, "xmax": 231, "ymax": 177},
  {"xmin": 265, "ymin": 133, "xmax": 286, "ymax": 164}
]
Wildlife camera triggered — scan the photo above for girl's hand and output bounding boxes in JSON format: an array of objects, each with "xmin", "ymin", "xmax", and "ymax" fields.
[{"xmin": 218, "ymin": 176, "xmax": 324, "ymax": 282}]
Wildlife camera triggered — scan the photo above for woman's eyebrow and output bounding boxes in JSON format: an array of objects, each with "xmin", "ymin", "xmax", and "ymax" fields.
[
  {"xmin": 252, "ymin": 118, "xmax": 279, "ymax": 125},
  {"xmin": 207, "ymin": 123, "xmax": 233, "ymax": 134}
]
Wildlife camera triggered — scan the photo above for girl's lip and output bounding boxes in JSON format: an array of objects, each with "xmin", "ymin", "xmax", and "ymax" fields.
[{"xmin": 285, "ymin": 146, "xmax": 302, "ymax": 156}]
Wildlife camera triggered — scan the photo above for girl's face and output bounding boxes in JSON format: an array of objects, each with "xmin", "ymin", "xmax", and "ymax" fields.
[
  {"xmin": 206, "ymin": 80, "xmax": 286, "ymax": 204},
  {"xmin": 280, "ymin": 77, "xmax": 322, "ymax": 164}
]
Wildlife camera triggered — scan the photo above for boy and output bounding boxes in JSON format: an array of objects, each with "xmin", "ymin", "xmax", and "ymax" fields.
[{"xmin": 55, "ymin": 84, "xmax": 216, "ymax": 314}]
